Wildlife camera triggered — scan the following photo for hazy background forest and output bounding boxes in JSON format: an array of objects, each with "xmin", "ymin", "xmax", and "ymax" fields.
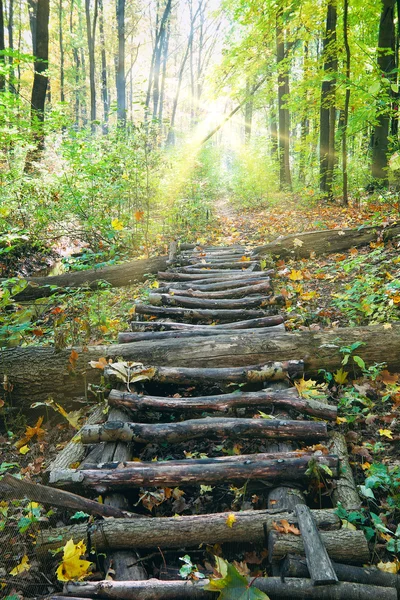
[{"xmin": 0, "ymin": 0, "xmax": 399, "ymax": 265}]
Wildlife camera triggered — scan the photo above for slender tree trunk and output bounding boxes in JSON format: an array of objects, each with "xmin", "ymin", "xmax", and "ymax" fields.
[
  {"xmin": 270, "ymin": 106, "xmax": 278, "ymax": 159},
  {"xmin": 7, "ymin": 0, "xmax": 14, "ymax": 90},
  {"xmin": 158, "ymin": 20, "xmax": 169, "ymax": 128},
  {"xmin": 85, "ymin": 0, "xmax": 98, "ymax": 131},
  {"xmin": 320, "ymin": 0, "xmax": 338, "ymax": 199},
  {"xmin": 116, "ymin": 0, "xmax": 126, "ymax": 126},
  {"xmin": 244, "ymin": 79, "xmax": 253, "ymax": 144},
  {"xmin": 0, "ymin": 0, "xmax": 5, "ymax": 92},
  {"xmin": 371, "ymin": 0, "xmax": 396, "ymax": 184},
  {"xmin": 70, "ymin": 0, "xmax": 80, "ymax": 128},
  {"xmin": 98, "ymin": 0, "xmax": 109, "ymax": 132},
  {"xmin": 276, "ymin": 8, "xmax": 292, "ymax": 190},
  {"xmin": 27, "ymin": 0, "xmax": 37, "ymax": 55},
  {"xmin": 59, "ymin": 0, "xmax": 65, "ymax": 102},
  {"xmin": 24, "ymin": 0, "xmax": 49, "ymax": 170},
  {"xmin": 341, "ymin": 0, "xmax": 351, "ymax": 204}
]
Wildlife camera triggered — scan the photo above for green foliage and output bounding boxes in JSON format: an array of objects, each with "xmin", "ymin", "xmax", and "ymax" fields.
[
  {"xmin": 179, "ymin": 555, "xmax": 206, "ymax": 580},
  {"xmin": 204, "ymin": 559, "xmax": 269, "ymax": 599}
]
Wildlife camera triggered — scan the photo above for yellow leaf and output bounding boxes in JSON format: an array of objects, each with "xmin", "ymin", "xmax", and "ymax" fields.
[
  {"xmin": 111, "ymin": 218, "xmax": 124, "ymax": 231},
  {"xmin": 19, "ymin": 445, "xmax": 30, "ymax": 455},
  {"xmin": 226, "ymin": 513, "xmax": 237, "ymax": 528},
  {"xmin": 378, "ymin": 429, "xmax": 393, "ymax": 439},
  {"xmin": 300, "ymin": 291, "xmax": 318, "ymax": 301},
  {"xmin": 288, "ymin": 269, "xmax": 303, "ymax": 281},
  {"xmin": 334, "ymin": 368, "xmax": 349, "ymax": 384},
  {"xmin": 10, "ymin": 554, "xmax": 31, "ymax": 576},
  {"xmin": 377, "ymin": 561, "xmax": 400, "ymax": 574},
  {"xmin": 240, "ymin": 255, "xmax": 250, "ymax": 261},
  {"xmin": 15, "ymin": 416, "xmax": 45, "ymax": 448},
  {"xmin": 293, "ymin": 238, "xmax": 304, "ymax": 248},
  {"xmin": 56, "ymin": 539, "xmax": 93, "ymax": 582},
  {"xmin": 150, "ymin": 281, "xmax": 159, "ymax": 288},
  {"xmin": 336, "ymin": 417, "xmax": 348, "ymax": 425},
  {"xmin": 383, "ymin": 323, "xmax": 392, "ymax": 330},
  {"xmin": 294, "ymin": 378, "xmax": 318, "ymax": 397},
  {"xmin": 341, "ymin": 519, "xmax": 357, "ymax": 530},
  {"xmin": 361, "ymin": 462, "xmax": 371, "ymax": 471}
]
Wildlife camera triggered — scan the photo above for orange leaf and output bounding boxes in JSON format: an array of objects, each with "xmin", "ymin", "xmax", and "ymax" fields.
[
  {"xmin": 90, "ymin": 357, "xmax": 109, "ymax": 370},
  {"xmin": 272, "ymin": 519, "xmax": 301, "ymax": 535},
  {"xmin": 134, "ymin": 210, "xmax": 145, "ymax": 221}
]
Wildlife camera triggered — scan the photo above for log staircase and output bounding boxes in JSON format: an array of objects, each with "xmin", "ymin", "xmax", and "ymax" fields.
[{"xmin": 12, "ymin": 243, "xmax": 400, "ymax": 598}]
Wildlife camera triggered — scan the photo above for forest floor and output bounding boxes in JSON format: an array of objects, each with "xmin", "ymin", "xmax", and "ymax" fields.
[{"xmin": 1, "ymin": 193, "xmax": 400, "ymax": 592}]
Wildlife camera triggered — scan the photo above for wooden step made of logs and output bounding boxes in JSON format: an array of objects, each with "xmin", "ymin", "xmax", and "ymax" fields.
[{"xmin": 34, "ymin": 244, "xmax": 383, "ymax": 597}]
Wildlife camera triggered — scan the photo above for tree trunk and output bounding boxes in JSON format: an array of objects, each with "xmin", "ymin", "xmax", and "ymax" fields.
[
  {"xmin": 24, "ymin": 0, "xmax": 49, "ymax": 169},
  {"xmin": 168, "ymin": 280, "xmax": 272, "ymax": 298},
  {"xmin": 59, "ymin": 0, "xmax": 65, "ymax": 102},
  {"xmin": 276, "ymin": 8, "xmax": 292, "ymax": 190},
  {"xmin": 328, "ymin": 432, "xmax": 362, "ymax": 509},
  {"xmin": 341, "ymin": 0, "xmax": 350, "ymax": 204},
  {"xmin": 98, "ymin": 0, "xmax": 109, "ymax": 132},
  {"xmin": 134, "ymin": 303, "xmax": 271, "ymax": 322},
  {"xmin": 80, "ymin": 418, "xmax": 327, "ymax": 446},
  {"xmin": 0, "ymin": 255, "xmax": 168, "ymax": 301},
  {"xmin": 268, "ymin": 528, "xmax": 369, "ymax": 564},
  {"xmin": 252, "ymin": 223, "xmax": 400, "ymax": 258},
  {"xmin": 85, "ymin": 0, "xmax": 98, "ymax": 130},
  {"xmin": 3, "ymin": 325, "xmax": 400, "ymax": 404},
  {"xmin": 129, "ymin": 314, "xmax": 284, "ymax": 330},
  {"xmin": 59, "ymin": 579, "xmax": 398, "ymax": 600},
  {"xmin": 7, "ymin": 0, "xmax": 14, "ymax": 89},
  {"xmin": 371, "ymin": 0, "xmax": 396, "ymax": 184},
  {"xmin": 107, "ymin": 387, "xmax": 337, "ymax": 420},
  {"xmin": 320, "ymin": 0, "xmax": 338, "ymax": 199},
  {"xmin": 0, "ymin": 0, "xmax": 5, "ymax": 91},
  {"xmin": 244, "ymin": 79, "xmax": 253, "ymax": 143},
  {"xmin": 50, "ymin": 452, "xmax": 337, "ymax": 491},
  {"xmin": 147, "ymin": 293, "xmax": 276, "ymax": 310},
  {"xmin": 37, "ymin": 508, "xmax": 341, "ymax": 553},
  {"xmin": 118, "ymin": 324, "xmax": 285, "ymax": 343},
  {"xmin": 116, "ymin": 0, "xmax": 126, "ymax": 126}
]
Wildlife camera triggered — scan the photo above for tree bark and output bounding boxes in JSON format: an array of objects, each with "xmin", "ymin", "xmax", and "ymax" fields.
[
  {"xmin": 1, "ymin": 255, "xmax": 168, "ymax": 300},
  {"xmin": 276, "ymin": 7, "xmax": 292, "ymax": 190},
  {"xmin": 24, "ymin": 0, "xmax": 49, "ymax": 169},
  {"xmin": 3, "ymin": 325, "xmax": 400, "ymax": 404},
  {"xmin": 147, "ymin": 293, "xmax": 277, "ymax": 310},
  {"xmin": 371, "ymin": 0, "xmax": 396, "ymax": 183},
  {"xmin": 252, "ymin": 223, "xmax": 400, "ymax": 258},
  {"xmin": 108, "ymin": 387, "xmax": 337, "ymax": 420},
  {"xmin": 159, "ymin": 276, "xmax": 272, "ymax": 290},
  {"xmin": 0, "ymin": 473, "xmax": 137, "ymax": 518},
  {"xmin": 341, "ymin": 0, "xmax": 350, "ymax": 204},
  {"xmin": 50, "ymin": 452, "xmax": 338, "ymax": 491},
  {"xmin": 134, "ymin": 303, "xmax": 271, "ymax": 321},
  {"xmin": 38, "ymin": 508, "xmax": 341, "ymax": 553},
  {"xmin": 118, "ymin": 324, "xmax": 285, "ymax": 343},
  {"xmin": 0, "ymin": 0, "xmax": 5, "ymax": 91},
  {"xmin": 59, "ymin": 0, "xmax": 65, "ymax": 102},
  {"xmin": 159, "ymin": 281, "xmax": 272, "ymax": 298},
  {"xmin": 268, "ymin": 528, "xmax": 369, "ymax": 564},
  {"xmin": 115, "ymin": 0, "xmax": 126, "ymax": 125},
  {"xmin": 129, "ymin": 314, "xmax": 284, "ymax": 330},
  {"xmin": 157, "ymin": 270, "xmax": 270, "ymax": 281},
  {"xmin": 98, "ymin": 0, "xmax": 109, "ymax": 131},
  {"xmin": 80, "ymin": 417, "xmax": 325, "ymax": 445},
  {"xmin": 58, "ymin": 577, "xmax": 397, "ymax": 600},
  {"xmin": 282, "ymin": 555, "xmax": 400, "ymax": 592},
  {"xmin": 320, "ymin": 0, "xmax": 337, "ymax": 199},
  {"xmin": 85, "ymin": 0, "xmax": 98, "ymax": 130},
  {"xmin": 329, "ymin": 432, "xmax": 362, "ymax": 509}
]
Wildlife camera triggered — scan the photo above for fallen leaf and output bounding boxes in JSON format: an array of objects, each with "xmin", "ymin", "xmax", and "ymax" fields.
[
  {"xmin": 288, "ymin": 269, "xmax": 303, "ymax": 281},
  {"xmin": 56, "ymin": 539, "xmax": 93, "ymax": 582},
  {"xmin": 134, "ymin": 210, "xmax": 145, "ymax": 221},
  {"xmin": 15, "ymin": 416, "xmax": 46, "ymax": 448},
  {"xmin": 377, "ymin": 561, "xmax": 400, "ymax": 574},
  {"xmin": 10, "ymin": 554, "xmax": 31, "ymax": 576},
  {"xmin": 272, "ymin": 519, "xmax": 301, "ymax": 535},
  {"xmin": 334, "ymin": 368, "xmax": 349, "ymax": 384},
  {"xmin": 378, "ymin": 429, "xmax": 393, "ymax": 439},
  {"xmin": 226, "ymin": 513, "xmax": 237, "ymax": 528},
  {"xmin": 293, "ymin": 238, "xmax": 304, "ymax": 247},
  {"xmin": 19, "ymin": 445, "xmax": 30, "ymax": 455},
  {"xmin": 89, "ymin": 357, "xmax": 109, "ymax": 370}
]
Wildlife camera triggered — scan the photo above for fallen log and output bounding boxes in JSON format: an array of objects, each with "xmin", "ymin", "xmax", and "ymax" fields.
[
  {"xmin": 158, "ymin": 275, "xmax": 273, "ymax": 291},
  {"xmin": 282, "ymin": 555, "xmax": 400, "ymax": 592},
  {"xmin": 134, "ymin": 304, "xmax": 269, "ymax": 321},
  {"xmin": 2, "ymin": 255, "xmax": 168, "ymax": 301},
  {"xmin": 147, "ymin": 293, "xmax": 279, "ymax": 310},
  {"xmin": 168, "ymin": 267, "xmax": 255, "ymax": 275},
  {"xmin": 118, "ymin": 324, "xmax": 285, "ymax": 343},
  {"xmin": 294, "ymin": 504, "xmax": 338, "ymax": 585},
  {"xmin": 37, "ymin": 508, "xmax": 340, "ymax": 553},
  {"xmin": 107, "ymin": 387, "xmax": 337, "ymax": 420},
  {"xmin": 49, "ymin": 452, "xmax": 338, "ymax": 490},
  {"xmin": 157, "ymin": 270, "xmax": 271, "ymax": 281},
  {"xmin": 3, "ymin": 324, "xmax": 399, "ymax": 404},
  {"xmin": 80, "ymin": 418, "xmax": 327, "ymax": 445},
  {"xmin": 130, "ymin": 315, "xmax": 284, "ymax": 331},
  {"xmin": 252, "ymin": 223, "xmax": 400, "ymax": 259},
  {"xmin": 268, "ymin": 528, "xmax": 369, "ymax": 564},
  {"xmin": 180, "ymin": 243, "xmax": 245, "ymax": 251},
  {"xmin": 178, "ymin": 261, "xmax": 259, "ymax": 269},
  {"xmin": 60, "ymin": 578, "xmax": 397, "ymax": 600},
  {"xmin": 104, "ymin": 361, "xmax": 305, "ymax": 385},
  {"xmin": 329, "ymin": 432, "xmax": 362, "ymax": 509},
  {"xmin": 168, "ymin": 280, "xmax": 272, "ymax": 298},
  {"xmin": 0, "ymin": 473, "xmax": 137, "ymax": 519}
]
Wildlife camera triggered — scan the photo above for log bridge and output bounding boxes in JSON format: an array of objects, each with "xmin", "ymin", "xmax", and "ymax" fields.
[{"xmin": 4, "ymin": 242, "xmax": 399, "ymax": 600}]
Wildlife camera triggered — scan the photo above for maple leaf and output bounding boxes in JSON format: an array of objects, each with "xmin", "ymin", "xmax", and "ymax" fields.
[
  {"xmin": 226, "ymin": 513, "xmax": 237, "ymax": 528},
  {"xmin": 56, "ymin": 539, "xmax": 93, "ymax": 582},
  {"xmin": 293, "ymin": 238, "xmax": 304, "ymax": 247},
  {"xmin": 336, "ymin": 416, "xmax": 348, "ymax": 425},
  {"xmin": 300, "ymin": 291, "xmax": 318, "ymax": 301},
  {"xmin": 378, "ymin": 429, "xmax": 393, "ymax": 439},
  {"xmin": 272, "ymin": 519, "xmax": 301, "ymax": 535},
  {"xmin": 288, "ymin": 269, "xmax": 303, "ymax": 281},
  {"xmin": 15, "ymin": 416, "xmax": 46, "ymax": 448},
  {"xmin": 240, "ymin": 255, "xmax": 250, "ymax": 261},
  {"xmin": 294, "ymin": 378, "xmax": 319, "ymax": 397},
  {"xmin": 10, "ymin": 554, "xmax": 31, "ymax": 576},
  {"xmin": 334, "ymin": 368, "xmax": 349, "ymax": 384},
  {"xmin": 383, "ymin": 323, "xmax": 392, "ymax": 330},
  {"xmin": 111, "ymin": 218, "xmax": 124, "ymax": 230},
  {"xmin": 204, "ymin": 559, "xmax": 269, "ymax": 599},
  {"xmin": 377, "ymin": 561, "xmax": 400, "ymax": 574},
  {"xmin": 68, "ymin": 349, "xmax": 79, "ymax": 372},
  {"xmin": 379, "ymin": 370, "xmax": 399, "ymax": 385},
  {"xmin": 19, "ymin": 445, "xmax": 30, "ymax": 454},
  {"xmin": 134, "ymin": 210, "xmax": 145, "ymax": 221}
]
